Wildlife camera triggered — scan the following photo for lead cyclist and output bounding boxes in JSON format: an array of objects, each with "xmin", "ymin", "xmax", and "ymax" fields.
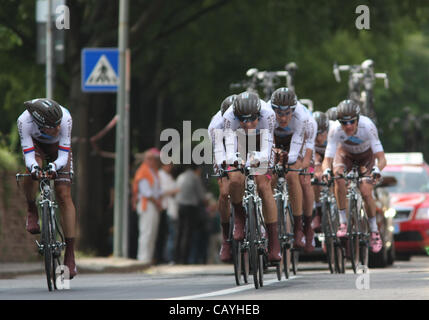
[
  {"xmin": 17, "ymin": 98, "xmax": 78, "ymax": 279},
  {"xmin": 208, "ymin": 94, "xmax": 236, "ymax": 262}
]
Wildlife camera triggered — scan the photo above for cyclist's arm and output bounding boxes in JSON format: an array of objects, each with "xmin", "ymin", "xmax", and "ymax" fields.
[
  {"xmin": 321, "ymin": 156, "xmax": 333, "ymax": 174},
  {"xmin": 223, "ymin": 117, "xmax": 238, "ymax": 165},
  {"xmin": 17, "ymin": 116, "xmax": 38, "ymax": 172},
  {"xmin": 374, "ymin": 151, "xmax": 386, "ymax": 171},
  {"xmin": 368, "ymin": 119, "xmax": 384, "ymax": 156},
  {"xmin": 288, "ymin": 120, "xmax": 306, "ymax": 165},
  {"xmin": 258, "ymin": 110, "xmax": 275, "ymax": 164},
  {"xmin": 212, "ymin": 128, "xmax": 227, "ymax": 165},
  {"xmin": 53, "ymin": 112, "xmax": 72, "ymax": 171}
]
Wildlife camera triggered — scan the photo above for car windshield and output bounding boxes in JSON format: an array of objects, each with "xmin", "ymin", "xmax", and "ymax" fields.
[{"xmin": 383, "ymin": 167, "xmax": 429, "ymax": 193}]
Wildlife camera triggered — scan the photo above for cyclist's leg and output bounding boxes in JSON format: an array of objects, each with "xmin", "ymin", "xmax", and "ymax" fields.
[
  {"xmin": 312, "ymin": 153, "xmax": 324, "ymax": 231},
  {"xmin": 228, "ymin": 171, "xmax": 245, "ymax": 240},
  {"xmin": 23, "ymin": 142, "xmax": 44, "ymax": 234},
  {"xmin": 286, "ymin": 160, "xmax": 305, "ymax": 248},
  {"xmin": 218, "ymin": 177, "xmax": 232, "ymax": 262},
  {"xmin": 333, "ymin": 147, "xmax": 349, "ymax": 237},
  {"xmin": 53, "ymin": 149, "xmax": 77, "ymax": 278},
  {"xmin": 299, "ymin": 161, "xmax": 315, "ymax": 253},
  {"xmin": 256, "ymin": 173, "xmax": 281, "ymax": 261},
  {"xmin": 357, "ymin": 152, "xmax": 382, "ymax": 252}
]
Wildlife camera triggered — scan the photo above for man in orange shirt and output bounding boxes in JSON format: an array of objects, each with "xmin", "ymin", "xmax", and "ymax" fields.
[{"xmin": 132, "ymin": 148, "xmax": 163, "ymax": 265}]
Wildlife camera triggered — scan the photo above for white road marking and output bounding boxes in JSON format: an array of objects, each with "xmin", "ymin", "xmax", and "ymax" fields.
[{"xmin": 164, "ymin": 276, "xmax": 302, "ymax": 300}]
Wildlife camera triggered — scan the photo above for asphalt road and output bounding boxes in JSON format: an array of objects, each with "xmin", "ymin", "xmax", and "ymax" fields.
[{"xmin": 1, "ymin": 256, "xmax": 428, "ymax": 300}]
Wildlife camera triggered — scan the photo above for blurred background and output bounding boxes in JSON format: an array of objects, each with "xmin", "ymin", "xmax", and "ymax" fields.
[{"xmin": 0, "ymin": 0, "xmax": 428, "ymax": 260}]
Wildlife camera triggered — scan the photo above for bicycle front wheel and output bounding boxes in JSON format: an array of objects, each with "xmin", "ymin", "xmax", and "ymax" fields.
[
  {"xmin": 41, "ymin": 202, "xmax": 54, "ymax": 291},
  {"xmin": 247, "ymin": 198, "xmax": 260, "ymax": 289},
  {"xmin": 358, "ymin": 200, "xmax": 369, "ymax": 269},
  {"xmin": 348, "ymin": 199, "xmax": 360, "ymax": 274},
  {"xmin": 232, "ymin": 239, "xmax": 242, "ymax": 286},
  {"xmin": 322, "ymin": 201, "xmax": 335, "ymax": 274}
]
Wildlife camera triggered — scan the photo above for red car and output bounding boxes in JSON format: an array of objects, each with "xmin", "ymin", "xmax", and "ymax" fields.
[{"xmin": 382, "ymin": 153, "xmax": 429, "ymax": 259}]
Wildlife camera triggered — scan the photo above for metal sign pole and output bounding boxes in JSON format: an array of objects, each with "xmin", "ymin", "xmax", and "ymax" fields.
[
  {"xmin": 46, "ymin": 0, "xmax": 53, "ymax": 99},
  {"xmin": 114, "ymin": 0, "xmax": 129, "ymax": 258}
]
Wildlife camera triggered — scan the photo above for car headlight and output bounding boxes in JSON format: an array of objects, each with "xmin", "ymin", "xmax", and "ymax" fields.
[
  {"xmin": 415, "ymin": 207, "xmax": 429, "ymax": 220},
  {"xmin": 384, "ymin": 208, "xmax": 396, "ymax": 219}
]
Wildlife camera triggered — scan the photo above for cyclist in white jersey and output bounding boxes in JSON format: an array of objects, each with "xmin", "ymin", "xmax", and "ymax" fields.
[
  {"xmin": 17, "ymin": 98, "xmax": 77, "ymax": 278},
  {"xmin": 268, "ymin": 88, "xmax": 309, "ymax": 249},
  {"xmin": 220, "ymin": 92, "xmax": 281, "ymax": 262},
  {"xmin": 311, "ymin": 111, "xmax": 330, "ymax": 231},
  {"xmin": 208, "ymin": 94, "xmax": 236, "ymax": 262},
  {"xmin": 321, "ymin": 100, "xmax": 386, "ymax": 253},
  {"xmin": 298, "ymin": 105, "xmax": 317, "ymax": 252}
]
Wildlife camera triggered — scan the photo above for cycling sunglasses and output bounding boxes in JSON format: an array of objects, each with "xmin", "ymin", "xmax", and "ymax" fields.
[
  {"xmin": 237, "ymin": 114, "xmax": 259, "ymax": 123},
  {"xmin": 274, "ymin": 109, "xmax": 292, "ymax": 117},
  {"xmin": 339, "ymin": 119, "xmax": 357, "ymax": 126}
]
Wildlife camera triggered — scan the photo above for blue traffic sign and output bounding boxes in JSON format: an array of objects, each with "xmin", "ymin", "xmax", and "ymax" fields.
[{"xmin": 82, "ymin": 48, "xmax": 119, "ymax": 92}]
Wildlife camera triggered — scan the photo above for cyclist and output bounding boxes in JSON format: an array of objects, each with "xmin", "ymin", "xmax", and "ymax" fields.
[
  {"xmin": 311, "ymin": 111, "xmax": 330, "ymax": 231},
  {"xmin": 321, "ymin": 100, "xmax": 386, "ymax": 253},
  {"xmin": 208, "ymin": 94, "xmax": 236, "ymax": 262},
  {"xmin": 267, "ymin": 87, "xmax": 309, "ymax": 250},
  {"xmin": 298, "ymin": 104, "xmax": 317, "ymax": 252},
  {"xmin": 221, "ymin": 92, "xmax": 281, "ymax": 262},
  {"xmin": 326, "ymin": 106, "xmax": 338, "ymax": 122},
  {"xmin": 17, "ymin": 98, "xmax": 77, "ymax": 278}
]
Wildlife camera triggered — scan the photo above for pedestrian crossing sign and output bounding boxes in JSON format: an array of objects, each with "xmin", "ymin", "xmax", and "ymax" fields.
[{"xmin": 82, "ymin": 48, "xmax": 119, "ymax": 92}]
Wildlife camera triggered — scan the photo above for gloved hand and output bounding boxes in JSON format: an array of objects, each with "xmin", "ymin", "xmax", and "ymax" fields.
[
  {"xmin": 31, "ymin": 165, "xmax": 41, "ymax": 180},
  {"xmin": 322, "ymin": 168, "xmax": 332, "ymax": 182},
  {"xmin": 371, "ymin": 166, "xmax": 381, "ymax": 179},
  {"xmin": 47, "ymin": 162, "xmax": 57, "ymax": 179}
]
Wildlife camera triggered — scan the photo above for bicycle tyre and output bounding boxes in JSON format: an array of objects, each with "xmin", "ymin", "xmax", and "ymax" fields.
[
  {"xmin": 247, "ymin": 198, "xmax": 259, "ymax": 289},
  {"xmin": 288, "ymin": 207, "xmax": 298, "ymax": 275},
  {"xmin": 257, "ymin": 207, "xmax": 265, "ymax": 288},
  {"xmin": 283, "ymin": 205, "xmax": 293, "ymax": 278},
  {"xmin": 241, "ymin": 248, "xmax": 249, "ymax": 284},
  {"xmin": 358, "ymin": 199, "xmax": 369, "ymax": 269},
  {"xmin": 232, "ymin": 239, "xmax": 242, "ymax": 286},
  {"xmin": 348, "ymin": 198, "xmax": 360, "ymax": 274},
  {"xmin": 276, "ymin": 196, "xmax": 287, "ymax": 280},
  {"xmin": 322, "ymin": 201, "xmax": 335, "ymax": 274},
  {"xmin": 42, "ymin": 202, "xmax": 54, "ymax": 291}
]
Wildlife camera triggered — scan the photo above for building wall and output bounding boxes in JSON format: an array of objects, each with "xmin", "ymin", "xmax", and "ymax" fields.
[{"xmin": 0, "ymin": 171, "xmax": 38, "ymax": 262}]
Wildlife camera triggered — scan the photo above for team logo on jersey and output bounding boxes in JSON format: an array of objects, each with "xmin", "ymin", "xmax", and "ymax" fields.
[{"xmin": 345, "ymin": 136, "xmax": 364, "ymax": 145}]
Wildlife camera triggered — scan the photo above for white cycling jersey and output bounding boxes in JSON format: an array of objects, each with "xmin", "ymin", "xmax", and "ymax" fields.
[
  {"xmin": 208, "ymin": 109, "xmax": 226, "ymax": 166},
  {"xmin": 303, "ymin": 106, "xmax": 317, "ymax": 154},
  {"xmin": 17, "ymin": 106, "xmax": 72, "ymax": 171},
  {"xmin": 222, "ymin": 99, "xmax": 275, "ymax": 165},
  {"xmin": 270, "ymin": 100, "xmax": 309, "ymax": 164},
  {"xmin": 325, "ymin": 115, "xmax": 383, "ymax": 158}
]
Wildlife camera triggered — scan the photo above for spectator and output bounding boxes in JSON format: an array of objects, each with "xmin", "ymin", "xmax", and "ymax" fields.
[
  {"xmin": 131, "ymin": 148, "xmax": 162, "ymax": 265},
  {"xmin": 154, "ymin": 162, "xmax": 179, "ymax": 264},
  {"xmin": 174, "ymin": 163, "xmax": 206, "ymax": 264}
]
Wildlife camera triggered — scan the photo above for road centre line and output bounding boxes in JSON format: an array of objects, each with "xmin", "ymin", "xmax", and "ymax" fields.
[{"xmin": 163, "ymin": 276, "xmax": 302, "ymax": 300}]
